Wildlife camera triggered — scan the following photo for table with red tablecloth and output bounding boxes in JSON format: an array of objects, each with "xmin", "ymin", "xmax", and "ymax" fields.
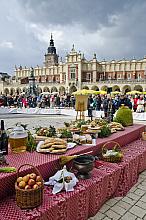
[
  {"xmin": 0, "ymin": 138, "xmax": 146, "ymax": 220},
  {"xmin": 0, "ymin": 124, "xmax": 145, "ymax": 220},
  {"xmin": 0, "ymin": 124, "xmax": 144, "ymax": 199}
]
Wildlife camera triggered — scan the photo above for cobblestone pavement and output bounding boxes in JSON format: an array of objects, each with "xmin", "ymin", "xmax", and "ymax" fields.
[
  {"xmin": 0, "ymin": 114, "xmax": 75, "ymax": 131},
  {"xmin": 1, "ymin": 114, "xmax": 146, "ymax": 220},
  {"xmin": 89, "ymin": 169, "xmax": 146, "ymax": 220}
]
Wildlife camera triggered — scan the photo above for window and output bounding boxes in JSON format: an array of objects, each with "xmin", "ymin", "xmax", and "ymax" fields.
[
  {"xmin": 127, "ymin": 73, "xmax": 131, "ymax": 79},
  {"xmin": 70, "ymin": 67, "xmax": 76, "ymax": 79},
  {"xmin": 108, "ymin": 74, "xmax": 111, "ymax": 79},
  {"xmin": 118, "ymin": 74, "xmax": 121, "ymax": 79},
  {"xmin": 138, "ymin": 73, "xmax": 141, "ymax": 79}
]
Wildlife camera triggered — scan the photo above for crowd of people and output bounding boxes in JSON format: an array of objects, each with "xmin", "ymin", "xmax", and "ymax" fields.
[
  {"xmin": 0, "ymin": 93, "xmax": 76, "ymax": 109},
  {"xmin": 0, "ymin": 93, "xmax": 146, "ymax": 115},
  {"xmin": 87, "ymin": 94, "xmax": 146, "ymax": 119}
]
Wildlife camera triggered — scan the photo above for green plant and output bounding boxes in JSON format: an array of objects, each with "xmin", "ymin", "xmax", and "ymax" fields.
[
  {"xmin": 60, "ymin": 129, "xmax": 72, "ymax": 138},
  {"xmin": 27, "ymin": 131, "xmax": 37, "ymax": 152},
  {"xmin": 113, "ymin": 105, "xmax": 133, "ymax": 127},
  {"xmin": 98, "ymin": 125, "xmax": 111, "ymax": 138}
]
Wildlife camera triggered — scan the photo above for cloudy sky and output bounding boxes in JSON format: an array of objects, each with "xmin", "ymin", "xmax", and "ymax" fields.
[{"xmin": 0, "ymin": 0, "xmax": 146, "ymax": 74}]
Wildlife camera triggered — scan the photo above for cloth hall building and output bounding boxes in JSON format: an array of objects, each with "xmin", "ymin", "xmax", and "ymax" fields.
[{"xmin": 1, "ymin": 34, "xmax": 146, "ymax": 95}]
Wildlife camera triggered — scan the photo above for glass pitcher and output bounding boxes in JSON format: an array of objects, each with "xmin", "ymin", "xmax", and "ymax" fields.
[{"xmin": 9, "ymin": 123, "xmax": 28, "ymax": 153}]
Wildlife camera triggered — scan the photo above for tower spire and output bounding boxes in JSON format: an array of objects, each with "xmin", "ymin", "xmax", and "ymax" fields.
[{"xmin": 50, "ymin": 33, "xmax": 54, "ymax": 46}]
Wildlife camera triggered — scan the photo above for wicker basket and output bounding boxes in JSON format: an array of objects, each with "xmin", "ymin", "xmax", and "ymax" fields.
[
  {"xmin": 15, "ymin": 164, "xmax": 44, "ymax": 209},
  {"xmin": 142, "ymin": 132, "xmax": 146, "ymax": 141},
  {"xmin": 102, "ymin": 141, "xmax": 123, "ymax": 163}
]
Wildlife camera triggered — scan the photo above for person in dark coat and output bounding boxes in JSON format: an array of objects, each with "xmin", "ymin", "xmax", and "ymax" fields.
[{"xmin": 88, "ymin": 95, "xmax": 94, "ymax": 120}]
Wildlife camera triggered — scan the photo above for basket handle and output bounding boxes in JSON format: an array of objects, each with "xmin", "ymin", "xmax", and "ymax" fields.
[
  {"xmin": 17, "ymin": 164, "xmax": 43, "ymax": 184},
  {"xmin": 102, "ymin": 141, "xmax": 121, "ymax": 154}
]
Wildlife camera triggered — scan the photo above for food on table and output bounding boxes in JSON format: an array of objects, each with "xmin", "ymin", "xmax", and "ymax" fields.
[
  {"xmin": 57, "ymin": 128, "xmax": 72, "ymax": 139},
  {"xmin": 108, "ymin": 122, "xmax": 124, "ymax": 132},
  {"xmin": 58, "ymin": 176, "xmax": 73, "ymax": 183},
  {"xmin": 16, "ymin": 172, "xmax": 43, "ymax": 190},
  {"xmin": 29, "ymin": 173, "xmax": 37, "ymax": 180},
  {"xmin": 81, "ymin": 125, "xmax": 88, "ymax": 132},
  {"xmin": 85, "ymin": 134, "xmax": 92, "ymax": 144},
  {"xmin": 38, "ymin": 137, "xmax": 67, "ymax": 153},
  {"xmin": 111, "ymin": 128, "xmax": 117, "ymax": 133},
  {"xmin": 0, "ymin": 167, "xmax": 16, "ymax": 173},
  {"xmin": 22, "ymin": 175, "xmax": 29, "ymax": 183},
  {"xmin": 113, "ymin": 105, "xmax": 133, "ymax": 127},
  {"xmin": 73, "ymin": 134, "xmax": 80, "ymax": 143},
  {"xmin": 25, "ymin": 185, "xmax": 31, "ymax": 190},
  {"xmin": 95, "ymin": 119, "xmax": 108, "ymax": 126},
  {"xmin": 75, "ymin": 120, "xmax": 87, "ymax": 128},
  {"xmin": 73, "ymin": 134, "xmax": 93, "ymax": 145},
  {"xmin": 98, "ymin": 125, "xmax": 111, "ymax": 138},
  {"xmin": 35, "ymin": 126, "xmax": 56, "ymax": 137},
  {"xmin": 90, "ymin": 121, "xmax": 97, "ymax": 127},
  {"xmin": 79, "ymin": 136, "xmax": 86, "ymax": 145},
  {"xmin": 69, "ymin": 127, "xmax": 80, "ymax": 132},
  {"xmin": 17, "ymin": 177, "xmax": 23, "ymax": 183},
  {"xmin": 19, "ymin": 181, "xmax": 26, "ymax": 189}
]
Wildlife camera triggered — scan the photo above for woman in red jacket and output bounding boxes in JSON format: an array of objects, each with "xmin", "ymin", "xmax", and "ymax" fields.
[{"xmin": 133, "ymin": 95, "xmax": 138, "ymax": 112}]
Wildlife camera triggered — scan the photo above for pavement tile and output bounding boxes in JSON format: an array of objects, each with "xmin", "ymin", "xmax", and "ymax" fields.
[
  {"xmin": 90, "ymin": 212, "xmax": 106, "ymax": 220},
  {"xmin": 127, "ymin": 192, "xmax": 141, "ymax": 201},
  {"xmin": 134, "ymin": 188, "xmax": 146, "ymax": 196},
  {"xmin": 129, "ymin": 205, "xmax": 146, "ymax": 218},
  {"xmin": 116, "ymin": 200, "xmax": 131, "ymax": 210},
  {"xmin": 140, "ymin": 194, "xmax": 146, "ymax": 203},
  {"xmin": 135, "ymin": 200, "xmax": 146, "ymax": 210},
  {"xmin": 99, "ymin": 204, "xmax": 111, "ymax": 213},
  {"xmin": 137, "ymin": 184, "xmax": 146, "ymax": 191},
  {"xmin": 106, "ymin": 199, "xmax": 118, "ymax": 207},
  {"xmin": 105, "ymin": 210, "xmax": 121, "ymax": 220},
  {"xmin": 114, "ymin": 197, "xmax": 123, "ymax": 201},
  {"xmin": 103, "ymin": 217, "xmax": 111, "ymax": 220},
  {"xmin": 141, "ymin": 180, "xmax": 146, "ymax": 186},
  {"xmin": 122, "ymin": 196, "xmax": 136, "ymax": 205},
  {"xmin": 110, "ymin": 204, "xmax": 126, "ymax": 215},
  {"xmin": 120, "ymin": 212, "xmax": 137, "ymax": 220}
]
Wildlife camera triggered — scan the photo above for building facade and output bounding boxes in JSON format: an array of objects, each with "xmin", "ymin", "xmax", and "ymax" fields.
[{"xmin": 1, "ymin": 35, "xmax": 146, "ymax": 95}]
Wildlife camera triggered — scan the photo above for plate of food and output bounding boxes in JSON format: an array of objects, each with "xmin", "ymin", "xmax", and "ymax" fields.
[{"xmin": 36, "ymin": 138, "xmax": 76, "ymax": 154}]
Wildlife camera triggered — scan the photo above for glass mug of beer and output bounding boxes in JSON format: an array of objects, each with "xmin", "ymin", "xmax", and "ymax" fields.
[{"xmin": 9, "ymin": 123, "xmax": 28, "ymax": 153}]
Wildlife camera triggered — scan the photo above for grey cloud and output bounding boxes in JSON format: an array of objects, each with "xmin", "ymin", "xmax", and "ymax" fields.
[
  {"xmin": 0, "ymin": 0, "xmax": 146, "ymax": 73},
  {"xmin": 18, "ymin": 0, "xmax": 132, "ymax": 30}
]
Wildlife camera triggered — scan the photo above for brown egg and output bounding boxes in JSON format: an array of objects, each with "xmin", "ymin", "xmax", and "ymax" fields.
[
  {"xmin": 36, "ymin": 176, "xmax": 41, "ymax": 182},
  {"xmin": 19, "ymin": 181, "xmax": 26, "ymax": 189},
  {"xmin": 29, "ymin": 173, "xmax": 37, "ymax": 180},
  {"xmin": 33, "ymin": 184, "xmax": 39, "ymax": 190},
  {"xmin": 36, "ymin": 181, "xmax": 42, "ymax": 187},
  {"xmin": 22, "ymin": 175, "xmax": 29, "ymax": 183},
  {"xmin": 17, "ymin": 177, "xmax": 23, "ymax": 183},
  {"xmin": 25, "ymin": 185, "xmax": 32, "ymax": 190},
  {"xmin": 28, "ymin": 179, "xmax": 35, "ymax": 186}
]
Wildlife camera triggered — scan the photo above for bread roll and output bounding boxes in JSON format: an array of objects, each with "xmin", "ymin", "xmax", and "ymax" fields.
[
  {"xmin": 53, "ymin": 141, "xmax": 67, "ymax": 146},
  {"xmin": 51, "ymin": 149, "xmax": 67, "ymax": 153},
  {"xmin": 51, "ymin": 145, "xmax": 67, "ymax": 149},
  {"xmin": 40, "ymin": 142, "xmax": 54, "ymax": 149},
  {"xmin": 44, "ymin": 138, "xmax": 55, "ymax": 144}
]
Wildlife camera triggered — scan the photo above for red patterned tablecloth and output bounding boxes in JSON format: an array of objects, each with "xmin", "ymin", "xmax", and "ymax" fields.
[
  {"xmin": 0, "ymin": 138, "xmax": 146, "ymax": 220},
  {"xmin": 0, "ymin": 124, "xmax": 144, "ymax": 200}
]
